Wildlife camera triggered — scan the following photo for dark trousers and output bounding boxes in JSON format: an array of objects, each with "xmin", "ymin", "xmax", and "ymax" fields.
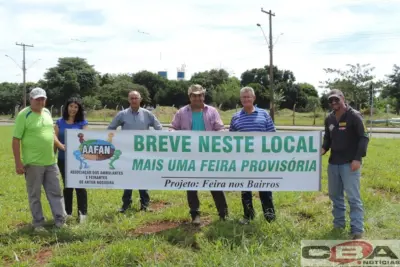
[
  {"xmin": 58, "ymin": 160, "xmax": 88, "ymax": 215},
  {"xmin": 241, "ymin": 191, "xmax": 275, "ymax": 220},
  {"xmin": 122, "ymin": 189, "xmax": 150, "ymax": 209},
  {"xmin": 187, "ymin": 190, "xmax": 228, "ymax": 219}
]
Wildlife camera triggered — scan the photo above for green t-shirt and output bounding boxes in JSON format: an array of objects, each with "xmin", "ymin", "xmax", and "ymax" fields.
[
  {"xmin": 191, "ymin": 111, "xmax": 205, "ymax": 131},
  {"xmin": 13, "ymin": 107, "xmax": 56, "ymax": 166}
]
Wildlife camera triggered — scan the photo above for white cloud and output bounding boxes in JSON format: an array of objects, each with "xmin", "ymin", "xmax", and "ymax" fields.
[{"xmin": 1, "ymin": 0, "xmax": 400, "ymax": 95}]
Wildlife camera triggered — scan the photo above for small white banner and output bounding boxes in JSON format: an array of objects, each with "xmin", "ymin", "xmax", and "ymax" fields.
[
  {"xmin": 301, "ymin": 240, "xmax": 400, "ymax": 266},
  {"xmin": 65, "ymin": 130, "xmax": 322, "ymax": 191}
]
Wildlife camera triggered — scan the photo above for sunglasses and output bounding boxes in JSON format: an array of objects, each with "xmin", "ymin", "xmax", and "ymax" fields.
[{"xmin": 329, "ymin": 97, "xmax": 340, "ymax": 104}]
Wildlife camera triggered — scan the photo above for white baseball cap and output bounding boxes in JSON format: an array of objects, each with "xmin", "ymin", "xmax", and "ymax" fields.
[{"xmin": 30, "ymin": 87, "xmax": 47, "ymax": 99}]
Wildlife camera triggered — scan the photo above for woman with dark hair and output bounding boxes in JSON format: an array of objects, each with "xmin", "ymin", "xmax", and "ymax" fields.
[{"xmin": 55, "ymin": 97, "xmax": 89, "ymax": 223}]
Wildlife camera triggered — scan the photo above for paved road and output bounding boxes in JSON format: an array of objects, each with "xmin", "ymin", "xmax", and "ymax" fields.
[
  {"xmin": 1, "ymin": 121, "xmax": 399, "ymax": 138},
  {"xmin": 85, "ymin": 125, "xmax": 399, "ymax": 138}
]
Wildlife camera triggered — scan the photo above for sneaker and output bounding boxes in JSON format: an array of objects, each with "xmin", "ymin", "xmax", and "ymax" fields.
[
  {"xmin": 192, "ymin": 215, "xmax": 201, "ymax": 226},
  {"xmin": 79, "ymin": 215, "xmax": 87, "ymax": 224},
  {"xmin": 34, "ymin": 226, "xmax": 47, "ymax": 233},
  {"xmin": 239, "ymin": 218, "xmax": 250, "ymax": 225}
]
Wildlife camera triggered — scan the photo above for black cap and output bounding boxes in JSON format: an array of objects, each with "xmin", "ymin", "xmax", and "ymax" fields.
[{"xmin": 328, "ymin": 89, "xmax": 344, "ymax": 99}]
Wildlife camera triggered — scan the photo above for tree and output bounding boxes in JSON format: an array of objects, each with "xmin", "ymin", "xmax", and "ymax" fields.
[
  {"xmin": 132, "ymin": 71, "xmax": 168, "ymax": 105},
  {"xmin": 190, "ymin": 69, "xmax": 230, "ymax": 103},
  {"xmin": 212, "ymin": 77, "xmax": 240, "ymax": 110},
  {"xmin": 42, "ymin": 57, "xmax": 100, "ymax": 106},
  {"xmin": 99, "ymin": 73, "xmax": 132, "ymax": 86},
  {"xmin": 306, "ymin": 96, "xmax": 321, "ymax": 125},
  {"xmin": 272, "ymin": 89, "xmax": 286, "ymax": 112},
  {"xmin": 98, "ymin": 78, "xmax": 150, "ymax": 109},
  {"xmin": 320, "ymin": 63, "xmax": 375, "ymax": 109},
  {"xmin": 320, "ymin": 93, "xmax": 330, "ymax": 111},
  {"xmin": 154, "ymin": 80, "xmax": 189, "ymax": 108},
  {"xmin": 82, "ymin": 96, "xmax": 102, "ymax": 111},
  {"xmin": 0, "ymin": 82, "xmax": 21, "ymax": 114},
  {"xmin": 381, "ymin": 64, "xmax": 400, "ymax": 113},
  {"xmin": 241, "ymin": 65, "xmax": 296, "ymax": 120}
]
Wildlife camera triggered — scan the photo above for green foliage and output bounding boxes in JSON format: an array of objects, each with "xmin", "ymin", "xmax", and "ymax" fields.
[
  {"xmin": 133, "ymin": 71, "xmax": 168, "ymax": 105},
  {"xmin": 381, "ymin": 64, "xmax": 400, "ymax": 113},
  {"xmin": 82, "ymin": 96, "xmax": 102, "ymax": 111},
  {"xmin": 212, "ymin": 77, "xmax": 240, "ymax": 110},
  {"xmin": 154, "ymin": 80, "xmax": 189, "ymax": 108},
  {"xmin": 321, "ymin": 63, "xmax": 375, "ymax": 110},
  {"xmin": 98, "ymin": 78, "xmax": 150, "ymax": 109},
  {"xmin": 190, "ymin": 69, "xmax": 230, "ymax": 103},
  {"xmin": 41, "ymin": 57, "xmax": 100, "ymax": 107},
  {"xmin": 1, "ymin": 56, "xmax": 400, "ymax": 118}
]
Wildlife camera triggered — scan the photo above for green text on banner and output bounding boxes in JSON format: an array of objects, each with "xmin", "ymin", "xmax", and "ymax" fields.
[{"xmin": 65, "ymin": 130, "xmax": 322, "ymax": 191}]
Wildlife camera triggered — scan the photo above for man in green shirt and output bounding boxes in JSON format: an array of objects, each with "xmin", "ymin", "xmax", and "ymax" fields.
[{"xmin": 12, "ymin": 88, "xmax": 66, "ymax": 231}]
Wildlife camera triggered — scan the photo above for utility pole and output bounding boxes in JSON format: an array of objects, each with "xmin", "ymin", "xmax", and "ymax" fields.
[
  {"xmin": 261, "ymin": 8, "xmax": 275, "ymax": 122},
  {"xmin": 16, "ymin": 42, "xmax": 34, "ymax": 108}
]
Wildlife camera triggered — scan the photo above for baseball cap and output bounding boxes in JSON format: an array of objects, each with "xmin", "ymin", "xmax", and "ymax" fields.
[
  {"xmin": 30, "ymin": 87, "xmax": 47, "ymax": 99},
  {"xmin": 327, "ymin": 89, "xmax": 344, "ymax": 99},
  {"xmin": 188, "ymin": 84, "xmax": 206, "ymax": 95}
]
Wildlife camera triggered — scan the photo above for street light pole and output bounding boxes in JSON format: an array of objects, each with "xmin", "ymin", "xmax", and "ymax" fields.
[
  {"xmin": 260, "ymin": 8, "xmax": 276, "ymax": 122},
  {"xmin": 16, "ymin": 42, "xmax": 34, "ymax": 108}
]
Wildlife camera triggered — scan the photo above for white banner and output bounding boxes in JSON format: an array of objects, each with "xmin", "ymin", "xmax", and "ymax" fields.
[{"xmin": 65, "ymin": 130, "xmax": 322, "ymax": 191}]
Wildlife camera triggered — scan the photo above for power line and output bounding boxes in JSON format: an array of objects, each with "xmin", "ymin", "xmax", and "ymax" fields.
[{"xmin": 16, "ymin": 42, "xmax": 34, "ymax": 108}]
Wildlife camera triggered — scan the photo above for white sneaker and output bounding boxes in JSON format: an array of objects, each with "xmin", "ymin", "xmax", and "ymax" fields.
[{"xmin": 79, "ymin": 215, "xmax": 87, "ymax": 224}]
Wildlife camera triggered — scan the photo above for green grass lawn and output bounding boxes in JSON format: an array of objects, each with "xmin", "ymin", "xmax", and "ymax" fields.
[
  {"xmin": 2, "ymin": 106, "xmax": 399, "ymax": 128},
  {"xmin": 0, "ymin": 125, "xmax": 399, "ymax": 266},
  {"xmin": 82, "ymin": 107, "xmax": 400, "ymax": 127}
]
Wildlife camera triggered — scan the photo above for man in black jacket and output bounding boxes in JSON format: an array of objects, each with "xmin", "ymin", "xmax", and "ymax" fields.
[{"xmin": 321, "ymin": 89, "xmax": 369, "ymax": 240}]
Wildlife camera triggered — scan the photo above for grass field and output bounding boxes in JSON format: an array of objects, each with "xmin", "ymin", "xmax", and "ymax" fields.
[
  {"xmin": 1, "ymin": 106, "xmax": 399, "ymax": 128},
  {"xmin": 84, "ymin": 107, "xmax": 400, "ymax": 128},
  {"xmin": 0, "ymin": 126, "xmax": 399, "ymax": 266}
]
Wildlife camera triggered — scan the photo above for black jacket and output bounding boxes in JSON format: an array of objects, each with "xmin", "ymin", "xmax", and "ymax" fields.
[{"xmin": 322, "ymin": 106, "xmax": 369, "ymax": 164}]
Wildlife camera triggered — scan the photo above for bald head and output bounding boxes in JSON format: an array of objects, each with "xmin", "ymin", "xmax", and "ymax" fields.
[
  {"xmin": 128, "ymin": 90, "xmax": 141, "ymax": 99},
  {"xmin": 128, "ymin": 90, "xmax": 142, "ymax": 110}
]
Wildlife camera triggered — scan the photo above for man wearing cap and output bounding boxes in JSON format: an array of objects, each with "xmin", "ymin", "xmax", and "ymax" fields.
[
  {"xmin": 12, "ymin": 88, "xmax": 66, "ymax": 232},
  {"xmin": 171, "ymin": 84, "xmax": 228, "ymax": 225},
  {"xmin": 321, "ymin": 89, "xmax": 369, "ymax": 240}
]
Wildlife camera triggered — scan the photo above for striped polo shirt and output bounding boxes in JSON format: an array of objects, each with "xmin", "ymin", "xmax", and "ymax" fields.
[{"xmin": 229, "ymin": 107, "xmax": 276, "ymax": 132}]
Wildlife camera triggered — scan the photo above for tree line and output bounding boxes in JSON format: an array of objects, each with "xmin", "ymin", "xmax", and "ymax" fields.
[{"xmin": 0, "ymin": 58, "xmax": 399, "ymax": 116}]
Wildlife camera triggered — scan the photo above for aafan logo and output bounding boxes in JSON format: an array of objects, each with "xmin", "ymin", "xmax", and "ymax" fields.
[{"xmin": 73, "ymin": 132, "xmax": 122, "ymax": 170}]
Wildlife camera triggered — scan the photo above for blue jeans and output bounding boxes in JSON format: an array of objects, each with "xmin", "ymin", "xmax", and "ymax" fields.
[{"xmin": 328, "ymin": 163, "xmax": 364, "ymax": 234}]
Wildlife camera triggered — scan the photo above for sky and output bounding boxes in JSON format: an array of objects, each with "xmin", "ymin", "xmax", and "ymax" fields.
[{"xmin": 1, "ymin": 0, "xmax": 400, "ymax": 95}]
